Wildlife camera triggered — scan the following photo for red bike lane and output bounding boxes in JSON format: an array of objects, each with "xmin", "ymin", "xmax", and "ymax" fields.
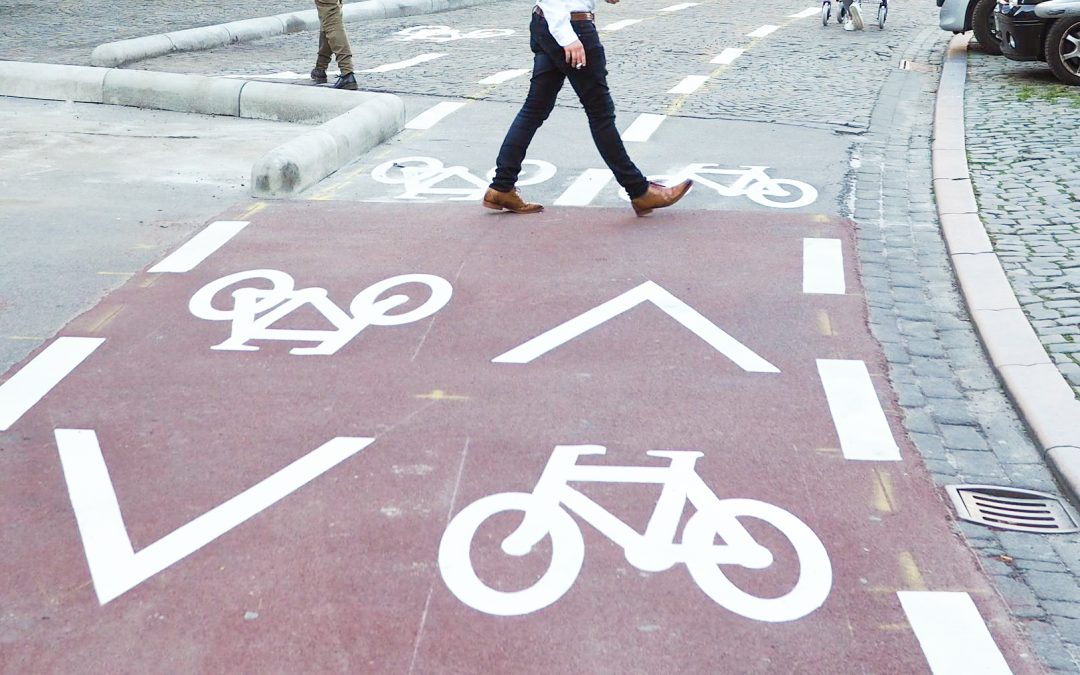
[{"xmin": 0, "ymin": 202, "xmax": 1035, "ymax": 673}]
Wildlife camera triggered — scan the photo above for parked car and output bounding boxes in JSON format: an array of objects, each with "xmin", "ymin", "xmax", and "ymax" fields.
[
  {"xmin": 997, "ymin": 0, "xmax": 1080, "ymax": 84},
  {"xmin": 939, "ymin": 0, "xmax": 1004, "ymax": 54}
]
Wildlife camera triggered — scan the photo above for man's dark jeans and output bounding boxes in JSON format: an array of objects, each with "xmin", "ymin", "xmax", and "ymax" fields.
[{"xmin": 489, "ymin": 13, "xmax": 649, "ymax": 200}]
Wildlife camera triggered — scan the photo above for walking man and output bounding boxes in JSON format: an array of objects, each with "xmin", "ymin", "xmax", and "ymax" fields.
[
  {"xmin": 311, "ymin": 0, "xmax": 358, "ymax": 90},
  {"xmin": 483, "ymin": 0, "xmax": 692, "ymax": 216}
]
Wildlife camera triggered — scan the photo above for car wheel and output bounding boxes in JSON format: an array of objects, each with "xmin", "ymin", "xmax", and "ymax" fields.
[
  {"xmin": 972, "ymin": 0, "xmax": 1004, "ymax": 56},
  {"xmin": 1045, "ymin": 17, "xmax": 1080, "ymax": 85}
]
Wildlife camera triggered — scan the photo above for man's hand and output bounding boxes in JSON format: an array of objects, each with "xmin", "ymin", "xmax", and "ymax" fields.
[{"xmin": 564, "ymin": 40, "xmax": 586, "ymax": 70}]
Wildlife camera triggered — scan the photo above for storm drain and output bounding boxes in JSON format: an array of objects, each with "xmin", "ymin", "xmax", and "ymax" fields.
[{"xmin": 946, "ymin": 484, "xmax": 1079, "ymax": 534}]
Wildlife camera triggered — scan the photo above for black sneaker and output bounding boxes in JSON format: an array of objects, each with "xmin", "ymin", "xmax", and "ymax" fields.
[
  {"xmin": 310, "ymin": 67, "xmax": 327, "ymax": 84},
  {"xmin": 332, "ymin": 72, "xmax": 358, "ymax": 90}
]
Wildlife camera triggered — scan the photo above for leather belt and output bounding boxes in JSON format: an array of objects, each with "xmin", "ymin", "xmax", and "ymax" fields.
[{"xmin": 533, "ymin": 6, "xmax": 595, "ymax": 21}]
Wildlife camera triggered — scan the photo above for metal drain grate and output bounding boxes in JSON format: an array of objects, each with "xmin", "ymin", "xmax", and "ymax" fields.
[{"xmin": 946, "ymin": 485, "xmax": 1079, "ymax": 534}]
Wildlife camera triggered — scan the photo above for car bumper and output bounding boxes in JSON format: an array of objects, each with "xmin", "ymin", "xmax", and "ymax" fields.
[{"xmin": 996, "ymin": 6, "xmax": 1046, "ymax": 60}]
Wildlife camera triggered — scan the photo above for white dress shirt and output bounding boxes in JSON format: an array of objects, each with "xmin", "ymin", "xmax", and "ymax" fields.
[{"xmin": 536, "ymin": 0, "xmax": 596, "ymax": 47}]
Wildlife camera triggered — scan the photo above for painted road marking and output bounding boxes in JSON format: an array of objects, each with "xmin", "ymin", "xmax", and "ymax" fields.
[
  {"xmin": 405, "ymin": 101, "xmax": 467, "ymax": 130},
  {"xmin": 57, "ymin": 429, "xmax": 375, "ymax": 604},
  {"xmin": 0, "ymin": 337, "xmax": 104, "ymax": 431},
  {"xmin": 149, "ymin": 221, "xmax": 249, "ymax": 274},
  {"xmin": 898, "ymin": 592, "xmax": 1012, "ymax": 674},
  {"xmin": 555, "ymin": 168, "xmax": 614, "ymax": 206},
  {"xmin": 361, "ymin": 54, "xmax": 447, "ymax": 73},
  {"xmin": 478, "ymin": 68, "xmax": 530, "ymax": 85},
  {"xmin": 803, "ymin": 238, "xmax": 845, "ymax": 294},
  {"xmin": 711, "ymin": 48, "xmax": 745, "ymax": 64},
  {"xmin": 494, "ymin": 280, "xmax": 780, "ymax": 372},
  {"xmin": 621, "ymin": 113, "xmax": 666, "ymax": 142},
  {"xmin": 668, "ymin": 75, "xmax": 709, "ymax": 94},
  {"xmin": 602, "ymin": 18, "xmax": 643, "ymax": 30},
  {"xmin": 659, "ymin": 2, "xmax": 699, "ymax": 11},
  {"xmin": 790, "ymin": 7, "xmax": 821, "ymax": 17},
  {"xmin": 747, "ymin": 25, "xmax": 779, "ymax": 38},
  {"xmin": 817, "ymin": 359, "xmax": 900, "ymax": 461}
]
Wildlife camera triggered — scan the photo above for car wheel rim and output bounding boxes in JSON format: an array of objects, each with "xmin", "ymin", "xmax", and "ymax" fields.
[{"xmin": 1062, "ymin": 31, "xmax": 1080, "ymax": 76}]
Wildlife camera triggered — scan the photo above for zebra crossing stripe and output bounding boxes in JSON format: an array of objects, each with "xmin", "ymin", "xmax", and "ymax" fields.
[
  {"xmin": 405, "ymin": 102, "xmax": 466, "ymax": 130},
  {"xmin": 555, "ymin": 169, "xmax": 614, "ymax": 206},
  {"xmin": 817, "ymin": 359, "xmax": 900, "ymax": 461},
  {"xmin": 898, "ymin": 592, "xmax": 1012, "ymax": 674},
  {"xmin": 0, "ymin": 337, "xmax": 105, "ymax": 431},
  {"xmin": 621, "ymin": 114, "xmax": 666, "ymax": 142}
]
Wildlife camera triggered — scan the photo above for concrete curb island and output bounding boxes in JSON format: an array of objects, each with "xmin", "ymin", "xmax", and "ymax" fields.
[
  {"xmin": 933, "ymin": 34, "xmax": 1080, "ymax": 505},
  {"xmin": 0, "ymin": 60, "xmax": 404, "ymax": 197},
  {"xmin": 90, "ymin": 0, "xmax": 504, "ymax": 68}
]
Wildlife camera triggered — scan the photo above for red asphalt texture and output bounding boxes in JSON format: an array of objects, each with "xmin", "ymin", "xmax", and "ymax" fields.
[{"xmin": 0, "ymin": 202, "xmax": 1037, "ymax": 673}]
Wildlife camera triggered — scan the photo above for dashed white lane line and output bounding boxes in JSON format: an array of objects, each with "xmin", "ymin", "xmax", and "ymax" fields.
[
  {"xmin": 668, "ymin": 75, "xmax": 709, "ymax": 94},
  {"xmin": 478, "ymin": 69, "xmax": 530, "ymax": 85},
  {"xmin": 602, "ymin": 18, "xmax": 643, "ymax": 31},
  {"xmin": 621, "ymin": 113, "xmax": 666, "ymax": 142},
  {"xmin": 898, "ymin": 592, "xmax": 1013, "ymax": 675},
  {"xmin": 361, "ymin": 53, "xmax": 447, "ymax": 73},
  {"xmin": 659, "ymin": 2, "xmax": 699, "ymax": 10},
  {"xmin": 747, "ymin": 24, "xmax": 780, "ymax": 37},
  {"xmin": 817, "ymin": 359, "xmax": 901, "ymax": 461},
  {"xmin": 405, "ymin": 101, "xmax": 467, "ymax": 130},
  {"xmin": 789, "ymin": 7, "xmax": 821, "ymax": 17},
  {"xmin": 711, "ymin": 48, "xmax": 745, "ymax": 64},
  {"xmin": 149, "ymin": 221, "xmax": 249, "ymax": 274},
  {"xmin": 555, "ymin": 169, "xmax": 614, "ymax": 206},
  {"xmin": 803, "ymin": 238, "xmax": 846, "ymax": 295},
  {"xmin": 0, "ymin": 337, "xmax": 105, "ymax": 431}
]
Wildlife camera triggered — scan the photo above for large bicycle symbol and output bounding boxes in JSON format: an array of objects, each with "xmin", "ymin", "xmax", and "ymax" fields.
[
  {"xmin": 188, "ymin": 269, "xmax": 452, "ymax": 355},
  {"xmin": 371, "ymin": 156, "xmax": 556, "ymax": 201},
  {"xmin": 638, "ymin": 164, "xmax": 818, "ymax": 209},
  {"xmin": 439, "ymin": 445, "xmax": 833, "ymax": 621},
  {"xmin": 393, "ymin": 25, "xmax": 515, "ymax": 42}
]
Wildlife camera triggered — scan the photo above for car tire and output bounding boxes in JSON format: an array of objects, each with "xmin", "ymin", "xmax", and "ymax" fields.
[
  {"xmin": 972, "ymin": 0, "xmax": 1004, "ymax": 56},
  {"xmin": 1045, "ymin": 17, "xmax": 1080, "ymax": 85}
]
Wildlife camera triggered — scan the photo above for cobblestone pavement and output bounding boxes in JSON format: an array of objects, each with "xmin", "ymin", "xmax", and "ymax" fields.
[
  {"xmin": 965, "ymin": 45, "xmax": 1080, "ymax": 397},
  {"xmin": 4, "ymin": 0, "xmax": 1080, "ymax": 670}
]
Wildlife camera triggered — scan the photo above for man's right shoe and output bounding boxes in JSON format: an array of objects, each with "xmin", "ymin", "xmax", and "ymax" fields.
[
  {"xmin": 311, "ymin": 67, "xmax": 327, "ymax": 84},
  {"xmin": 849, "ymin": 2, "xmax": 864, "ymax": 29},
  {"xmin": 482, "ymin": 187, "xmax": 543, "ymax": 214},
  {"xmin": 332, "ymin": 72, "xmax": 358, "ymax": 90},
  {"xmin": 630, "ymin": 179, "xmax": 693, "ymax": 216}
]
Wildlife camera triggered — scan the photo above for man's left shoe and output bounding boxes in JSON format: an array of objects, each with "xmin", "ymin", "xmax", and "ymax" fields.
[
  {"xmin": 849, "ymin": 2, "xmax": 864, "ymax": 29},
  {"xmin": 332, "ymin": 73, "xmax": 358, "ymax": 90},
  {"xmin": 311, "ymin": 67, "xmax": 328, "ymax": 84},
  {"xmin": 630, "ymin": 180, "xmax": 693, "ymax": 216}
]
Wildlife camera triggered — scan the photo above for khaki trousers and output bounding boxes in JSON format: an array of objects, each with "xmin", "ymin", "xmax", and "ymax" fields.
[{"xmin": 315, "ymin": 0, "xmax": 354, "ymax": 74}]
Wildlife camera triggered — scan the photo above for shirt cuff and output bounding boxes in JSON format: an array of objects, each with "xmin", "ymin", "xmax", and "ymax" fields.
[{"xmin": 537, "ymin": 2, "xmax": 579, "ymax": 47}]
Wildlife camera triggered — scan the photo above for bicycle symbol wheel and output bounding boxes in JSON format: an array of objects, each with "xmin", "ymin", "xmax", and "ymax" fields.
[
  {"xmin": 682, "ymin": 499, "xmax": 832, "ymax": 622},
  {"xmin": 371, "ymin": 156, "xmax": 443, "ymax": 184},
  {"xmin": 745, "ymin": 178, "xmax": 818, "ymax": 209},
  {"xmin": 438, "ymin": 492, "xmax": 585, "ymax": 616}
]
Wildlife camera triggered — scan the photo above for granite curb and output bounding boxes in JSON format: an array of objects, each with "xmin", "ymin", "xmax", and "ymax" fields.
[
  {"xmin": 933, "ymin": 34, "xmax": 1080, "ymax": 505},
  {"xmin": 0, "ymin": 60, "xmax": 404, "ymax": 198},
  {"xmin": 89, "ymin": 0, "xmax": 505, "ymax": 68}
]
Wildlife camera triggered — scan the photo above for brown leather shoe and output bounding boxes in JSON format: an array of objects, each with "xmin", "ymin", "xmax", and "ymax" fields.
[
  {"xmin": 630, "ymin": 179, "xmax": 693, "ymax": 216},
  {"xmin": 482, "ymin": 187, "xmax": 543, "ymax": 214}
]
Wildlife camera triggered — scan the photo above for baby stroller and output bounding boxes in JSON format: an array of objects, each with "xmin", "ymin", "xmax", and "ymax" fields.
[{"xmin": 822, "ymin": 0, "xmax": 888, "ymax": 29}]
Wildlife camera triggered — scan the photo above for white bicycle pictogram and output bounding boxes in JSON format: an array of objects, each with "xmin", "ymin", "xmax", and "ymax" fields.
[
  {"xmin": 371, "ymin": 156, "xmax": 556, "ymax": 201},
  {"xmin": 439, "ymin": 445, "xmax": 833, "ymax": 621},
  {"xmin": 393, "ymin": 25, "xmax": 515, "ymax": 42},
  {"xmin": 636, "ymin": 164, "xmax": 818, "ymax": 209},
  {"xmin": 188, "ymin": 269, "xmax": 452, "ymax": 355}
]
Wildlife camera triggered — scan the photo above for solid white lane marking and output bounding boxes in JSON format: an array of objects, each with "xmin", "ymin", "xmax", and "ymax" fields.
[
  {"xmin": 747, "ymin": 24, "xmax": 779, "ymax": 37},
  {"xmin": 669, "ymin": 75, "xmax": 709, "ymax": 94},
  {"xmin": 149, "ymin": 221, "xmax": 249, "ymax": 273},
  {"xmin": 57, "ymin": 429, "xmax": 375, "ymax": 604},
  {"xmin": 405, "ymin": 101, "xmax": 467, "ymax": 130},
  {"xmin": 621, "ymin": 113, "xmax": 666, "ymax": 142},
  {"xmin": 361, "ymin": 53, "xmax": 447, "ymax": 73},
  {"xmin": 0, "ymin": 337, "xmax": 104, "ymax": 431},
  {"xmin": 602, "ymin": 18, "xmax": 643, "ymax": 31},
  {"xmin": 803, "ymin": 238, "xmax": 845, "ymax": 294},
  {"xmin": 494, "ymin": 280, "xmax": 779, "ymax": 372},
  {"xmin": 898, "ymin": 592, "xmax": 1013, "ymax": 674},
  {"xmin": 711, "ymin": 48, "xmax": 745, "ymax": 64},
  {"xmin": 555, "ymin": 169, "xmax": 614, "ymax": 206},
  {"xmin": 659, "ymin": 2, "xmax": 699, "ymax": 11},
  {"xmin": 789, "ymin": 7, "xmax": 821, "ymax": 17},
  {"xmin": 478, "ymin": 69, "xmax": 530, "ymax": 85},
  {"xmin": 816, "ymin": 359, "xmax": 900, "ymax": 460}
]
